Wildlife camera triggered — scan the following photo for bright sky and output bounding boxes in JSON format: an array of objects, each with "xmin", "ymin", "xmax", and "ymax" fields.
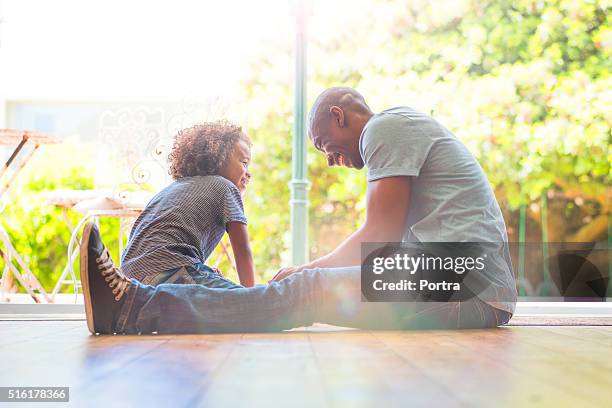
[{"xmin": 0, "ymin": 0, "xmax": 294, "ymax": 101}]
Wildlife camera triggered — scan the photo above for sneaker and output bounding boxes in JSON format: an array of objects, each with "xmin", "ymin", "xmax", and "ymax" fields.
[{"xmin": 80, "ymin": 222, "xmax": 131, "ymax": 334}]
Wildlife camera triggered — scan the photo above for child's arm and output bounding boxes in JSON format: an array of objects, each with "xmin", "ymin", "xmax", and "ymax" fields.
[{"xmin": 227, "ymin": 221, "xmax": 255, "ymax": 287}]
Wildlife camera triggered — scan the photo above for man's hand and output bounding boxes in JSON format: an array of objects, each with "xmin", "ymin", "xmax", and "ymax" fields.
[{"xmin": 270, "ymin": 266, "xmax": 304, "ymax": 282}]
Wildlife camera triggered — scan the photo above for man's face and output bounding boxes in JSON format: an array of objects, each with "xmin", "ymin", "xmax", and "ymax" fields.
[
  {"xmin": 311, "ymin": 121, "xmax": 364, "ymax": 169},
  {"xmin": 220, "ymin": 139, "xmax": 252, "ymax": 194}
]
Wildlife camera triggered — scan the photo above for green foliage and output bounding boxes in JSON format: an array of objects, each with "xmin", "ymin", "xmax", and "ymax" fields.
[
  {"xmin": 240, "ymin": 0, "xmax": 610, "ymax": 261},
  {"xmin": 2, "ymin": 0, "xmax": 610, "ymax": 291},
  {"xmin": 1, "ymin": 140, "xmax": 120, "ymax": 293}
]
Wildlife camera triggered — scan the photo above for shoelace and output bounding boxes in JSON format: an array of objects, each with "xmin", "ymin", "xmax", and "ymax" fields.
[{"xmin": 96, "ymin": 249, "xmax": 129, "ymax": 301}]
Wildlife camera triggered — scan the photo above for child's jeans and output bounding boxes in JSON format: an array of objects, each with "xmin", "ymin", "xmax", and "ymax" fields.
[
  {"xmin": 115, "ymin": 266, "xmax": 512, "ymax": 334},
  {"xmin": 139, "ymin": 263, "xmax": 242, "ymax": 290}
]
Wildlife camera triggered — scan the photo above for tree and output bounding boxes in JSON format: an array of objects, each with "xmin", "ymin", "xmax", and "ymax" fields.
[{"xmin": 239, "ymin": 0, "xmax": 610, "ymax": 280}]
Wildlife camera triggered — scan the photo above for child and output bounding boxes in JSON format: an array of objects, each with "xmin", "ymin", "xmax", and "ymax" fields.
[{"xmin": 119, "ymin": 120, "xmax": 255, "ymax": 288}]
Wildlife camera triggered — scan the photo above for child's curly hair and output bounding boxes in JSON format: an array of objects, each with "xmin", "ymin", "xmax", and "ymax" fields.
[{"xmin": 168, "ymin": 120, "xmax": 251, "ymax": 180}]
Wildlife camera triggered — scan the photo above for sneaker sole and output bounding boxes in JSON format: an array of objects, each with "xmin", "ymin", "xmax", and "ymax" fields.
[{"xmin": 80, "ymin": 222, "xmax": 96, "ymax": 334}]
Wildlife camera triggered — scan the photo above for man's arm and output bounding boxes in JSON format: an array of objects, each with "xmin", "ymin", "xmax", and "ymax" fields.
[
  {"xmin": 227, "ymin": 221, "xmax": 255, "ymax": 287},
  {"xmin": 272, "ymin": 176, "xmax": 411, "ymax": 281}
]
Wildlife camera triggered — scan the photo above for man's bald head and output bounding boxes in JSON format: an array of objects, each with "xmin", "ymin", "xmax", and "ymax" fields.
[
  {"xmin": 307, "ymin": 87, "xmax": 373, "ymax": 169},
  {"xmin": 308, "ymin": 87, "xmax": 371, "ymax": 137}
]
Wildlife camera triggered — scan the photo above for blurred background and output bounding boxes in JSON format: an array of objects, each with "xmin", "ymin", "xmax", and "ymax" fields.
[{"xmin": 0, "ymin": 0, "xmax": 609, "ymax": 299}]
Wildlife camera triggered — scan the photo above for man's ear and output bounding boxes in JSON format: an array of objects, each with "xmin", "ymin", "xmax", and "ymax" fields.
[{"xmin": 329, "ymin": 106, "xmax": 345, "ymax": 127}]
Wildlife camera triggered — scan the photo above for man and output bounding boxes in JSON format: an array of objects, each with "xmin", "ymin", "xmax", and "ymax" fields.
[
  {"xmin": 81, "ymin": 87, "xmax": 515, "ymax": 334},
  {"xmin": 273, "ymin": 86, "xmax": 516, "ymax": 315}
]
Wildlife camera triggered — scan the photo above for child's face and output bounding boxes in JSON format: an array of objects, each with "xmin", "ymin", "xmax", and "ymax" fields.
[{"xmin": 221, "ymin": 139, "xmax": 252, "ymax": 194}]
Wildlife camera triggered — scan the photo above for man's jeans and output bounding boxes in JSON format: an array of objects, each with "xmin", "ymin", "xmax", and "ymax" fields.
[{"xmin": 115, "ymin": 265, "xmax": 512, "ymax": 334}]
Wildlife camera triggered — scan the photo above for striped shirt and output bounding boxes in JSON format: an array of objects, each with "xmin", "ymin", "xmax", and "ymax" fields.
[{"xmin": 120, "ymin": 175, "xmax": 247, "ymax": 282}]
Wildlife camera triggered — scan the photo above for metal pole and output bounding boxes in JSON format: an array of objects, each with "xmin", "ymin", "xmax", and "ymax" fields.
[
  {"xmin": 541, "ymin": 192, "xmax": 549, "ymax": 296},
  {"xmin": 290, "ymin": 1, "xmax": 310, "ymax": 265},
  {"xmin": 606, "ymin": 210, "xmax": 612, "ymax": 297},
  {"xmin": 518, "ymin": 203, "xmax": 526, "ymax": 297}
]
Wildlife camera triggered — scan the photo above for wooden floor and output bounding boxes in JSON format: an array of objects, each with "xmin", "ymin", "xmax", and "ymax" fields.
[{"xmin": 0, "ymin": 321, "xmax": 611, "ymax": 407}]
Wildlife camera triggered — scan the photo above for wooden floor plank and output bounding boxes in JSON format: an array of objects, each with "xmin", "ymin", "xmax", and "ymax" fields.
[
  {"xmin": 590, "ymin": 326, "xmax": 612, "ymax": 336},
  {"xmin": 1, "ymin": 321, "xmax": 612, "ymax": 407},
  {"xmin": 0, "ymin": 320, "xmax": 80, "ymax": 348},
  {"xmin": 308, "ymin": 330, "xmax": 463, "ymax": 408},
  {"xmin": 443, "ymin": 327, "xmax": 611, "ymax": 407},
  {"xmin": 503, "ymin": 327, "xmax": 612, "ymax": 370},
  {"xmin": 195, "ymin": 331, "xmax": 327, "ymax": 408},
  {"xmin": 540, "ymin": 326, "xmax": 612, "ymax": 347},
  {"xmin": 72, "ymin": 334, "xmax": 243, "ymax": 408},
  {"xmin": 371, "ymin": 329, "xmax": 585, "ymax": 407},
  {"xmin": 0, "ymin": 326, "xmax": 99, "ymax": 394}
]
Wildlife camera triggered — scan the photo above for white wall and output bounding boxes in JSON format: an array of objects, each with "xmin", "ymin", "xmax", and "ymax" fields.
[{"xmin": 0, "ymin": 0, "xmax": 290, "ymax": 103}]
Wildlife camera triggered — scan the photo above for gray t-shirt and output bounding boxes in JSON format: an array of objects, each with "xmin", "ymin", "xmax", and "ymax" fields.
[
  {"xmin": 121, "ymin": 175, "xmax": 247, "ymax": 282},
  {"xmin": 359, "ymin": 107, "xmax": 517, "ymax": 313}
]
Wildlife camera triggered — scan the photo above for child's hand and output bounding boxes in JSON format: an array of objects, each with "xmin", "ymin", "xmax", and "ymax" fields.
[
  {"xmin": 227, "ymin": 221, "xmax": 255, "ymax": 287},
  {"xmin": 211, "ymin": 267, "xmax": 224, "ymax": 276}
]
